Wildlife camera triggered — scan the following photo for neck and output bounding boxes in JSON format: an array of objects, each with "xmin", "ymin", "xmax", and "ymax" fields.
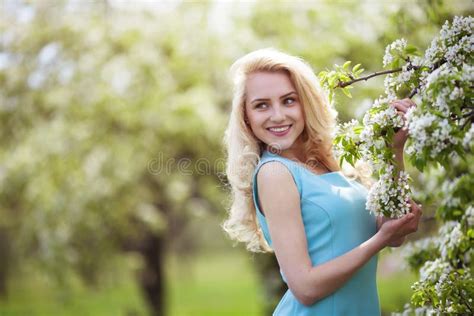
[{"xmin": 267, "ymin": 139, "xmax": 306, "ymax": 162}]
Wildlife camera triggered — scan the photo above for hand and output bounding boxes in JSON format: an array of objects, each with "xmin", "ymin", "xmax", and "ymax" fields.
[
  {"xmin": 377, "ymin": 199, "xmax": 422, "ymax": 248},
  {"xmin": 390, "ymin": 98, "xmax": 417, "ymax": 151},
  {"xmin": 377, "ymin": 216, "xmax": 406, "ymax": 247}
]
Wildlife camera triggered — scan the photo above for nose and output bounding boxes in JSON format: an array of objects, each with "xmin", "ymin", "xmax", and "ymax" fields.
[{"xmin": 270, "ymin": 104, "xmax": 285, "ymax": 123}]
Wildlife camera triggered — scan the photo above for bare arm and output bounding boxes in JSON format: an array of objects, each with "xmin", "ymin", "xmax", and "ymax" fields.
[
  {"xmin": 377, "ymin": 107, "xmax": 409, "ymax": 245},
  {"xmin": 257, "ymin": 162, "xmax": 420, "ymax": 306},
  {"xmin": 374, "ymin": 102, "xmax": 424, "ymax": 251}
]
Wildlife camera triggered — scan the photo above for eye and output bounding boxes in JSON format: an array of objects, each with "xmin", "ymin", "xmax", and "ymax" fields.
[
  {"xmin": 255, "ymin": 102, "xmax": 268, "ymax": 109},
  {"xmin": 284, "ymin": 97, "xmax": 296, "ymax": 105}
]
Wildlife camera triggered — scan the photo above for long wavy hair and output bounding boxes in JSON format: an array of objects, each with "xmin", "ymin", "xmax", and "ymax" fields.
[{"xmin": 221, "ymin": 48, "xmax": 366, "ymax": 253}]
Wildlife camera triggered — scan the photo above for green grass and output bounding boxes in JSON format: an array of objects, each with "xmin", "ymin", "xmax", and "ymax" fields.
[
  {"xmin": 0, "ymin": 250, "xmax": 417, "ymax": 316},
  {"xmin": 0, "ymin": 250, "xmax": 263, "ymax": 316},
  {"xmin": 0, "ymin": 261, "xmax": 148, "ymax": 316},
  {"xmin": 378, "ymin": 271, "xmax": 418, "ymax": 315},
  {"xmin": 166, "ymin": 250, "xmax": 263, "ymax": 316}
]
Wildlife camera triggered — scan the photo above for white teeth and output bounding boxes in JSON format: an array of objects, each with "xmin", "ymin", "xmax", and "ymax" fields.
[{"xmin": 268, "ymin": 125, "xmax": 290, "ymax": 132}]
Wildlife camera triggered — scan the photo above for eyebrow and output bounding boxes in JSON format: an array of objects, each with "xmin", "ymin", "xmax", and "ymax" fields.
[{"xmin": 250, "ymin": 91, "xmax": 297, "ymax": 104}]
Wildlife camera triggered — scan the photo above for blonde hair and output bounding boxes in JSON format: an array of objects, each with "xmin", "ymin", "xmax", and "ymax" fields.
[{"xmin": 221, "ymin": 48, "xmax": 365, "ymax": 253}]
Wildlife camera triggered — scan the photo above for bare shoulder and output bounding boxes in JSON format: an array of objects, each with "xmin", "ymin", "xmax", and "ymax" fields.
[
  {"xmin": 256, "ymin": 160, "xmax": 294, "ymax": 184},
  {"xmin": 256, "ymin": 161, "xmax": 299, "ymax": 211}
]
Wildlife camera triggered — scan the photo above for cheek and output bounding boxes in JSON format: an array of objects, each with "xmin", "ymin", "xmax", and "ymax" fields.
[
  {"xmin": 291, "ymin": 106, "xmax": 305, "ymax": 124},
  {"xmin": 246, "ymin": 111, "xmax": 264, "ymax": 127},
  {"xmin": 245, "ymin": 106, "xmax": 255, "ymax": 122}
]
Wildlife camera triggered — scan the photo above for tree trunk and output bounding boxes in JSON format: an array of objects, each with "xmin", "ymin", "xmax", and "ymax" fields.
[
  {"xmin": 0, "ymin": 228, "xmax": 10, "ymax": 298},
  {"xmin": 138, "ymin": 231, "xmax": 166, "ymax": 316}
]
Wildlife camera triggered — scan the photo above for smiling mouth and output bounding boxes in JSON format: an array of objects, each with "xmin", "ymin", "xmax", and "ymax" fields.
[
  {"xmin": 267, "ymin": 124, "xmax": 291, "ymax": 133},
  {"xmin": 267, "ymin": 124, "xmax": 293, "ymax": 137}
]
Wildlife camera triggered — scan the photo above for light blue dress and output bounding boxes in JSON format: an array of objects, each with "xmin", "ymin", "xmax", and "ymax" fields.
[{"xmin": 252, "ymin": 150, "xmax": 379, "ymax": 316}]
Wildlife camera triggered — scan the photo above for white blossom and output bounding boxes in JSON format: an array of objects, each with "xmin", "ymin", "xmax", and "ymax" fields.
[
  {"xmin": 461, "ymin": 63, "xmax": 474, "ymax": 81},
  {"xmin": 465, "ymin": 205, "xmax": 474, "ymax": 227},
  {"xmin": 366, "ymin": 165, "xmax": 411, "ymax": 217},
  {"xmin": 360, "ymin": 15, "xmax": 473, "ymax": 314},
  {"xmin": 425, "ymin": 16, "xmax": 474, "ymax": 67},
  {"xmin": 449, "ymin": 87, "xmax": 464, "ymax": 100},
  {"xmin": 339, "ymin": 119, "xmax": 360, "ymax": 141},
  {"xmin": 384, "ymin": 62, "xmax": 417, "ymax": 97},
  {"xmin": 392, "ymin": 304, "xmax": 439, "ymax": 316},
  {"xmin": 402, "ymin": 237, "xmax": 438, "ymax": 261},
  {"xmin": 383, "ymin": 38, "xmax": 407, "ymax": 67},
  {"xmin": 438, "ymin": 221, "xmax": 463, "ymax": 259},
  {"xmin": 419, "ymin": 258, "xmax": 451, "ymax": 282},
  {"xmin": 463, "ymin": 124, "xmax": 474, "ymax": 148}
]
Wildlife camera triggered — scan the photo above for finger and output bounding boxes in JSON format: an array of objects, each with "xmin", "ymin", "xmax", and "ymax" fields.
[
  {"xmin": 411, "ymin": 200, "xmax": 422, "ymax": 214},
  {"xmin": 399, "ymin": 98, "xmax": 415, "ymax": 106},
  {"xmin": 402, "ymin": 211, "xmax": 418, "ymax": 233},
  {"xmin": 410, "ymin": 205, "xmax": 422, "ymax": 223},
  {"xmin": 391, "ymin": 100, "xmax": 405, "ymax": 106},
  {"xmin": 391, "ymin": 101, "xmax": 409, "ymax": 113},
  {"xmin": 409, "ymin": 201, "xmax": 421, "ymax": 215},
  {"xmin": 402, "ymin": 98, "xmax": 416, "ymax": 108},
  {"xmin": 394, "ymin": 112, "xmax": 409, "ymax": 130},
  {"xmin": 416, "ymin": 204, "xmax": 423, "ymax": 217},
  {"xmin": 397, "ymin": 100, "xmax": 417, "ymax": 114},
  {"xmin": 409, "ymin": 220, "xmax": 419, "ymax": 233},
  {"xmin": 395, "ymin": 111, "xmax": 405, "ymax": 121},
  {"xmin": 401, "ymin": 212, "xmax": 415, "ymax": 224},
  {"xmin": 411, "ymin": 209, "xmax": 421, "ymax": 230},
  {"xmin": 398, "ymin": 111, "xmax": 408, "ymax": 123}
]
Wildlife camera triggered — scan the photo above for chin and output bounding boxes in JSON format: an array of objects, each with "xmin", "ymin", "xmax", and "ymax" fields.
[{"xmin": 266, "ymin": 140, "xmax": 296, "ymax": 153}]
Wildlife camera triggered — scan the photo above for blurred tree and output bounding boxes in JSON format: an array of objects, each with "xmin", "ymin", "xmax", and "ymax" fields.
[
  {"xmin": 0, "ymin": 1, "xmax": 229, "ymax": 315},
  {"xmin": 0, "ymin": 0, "xmax": 471, "ymax": 315}
]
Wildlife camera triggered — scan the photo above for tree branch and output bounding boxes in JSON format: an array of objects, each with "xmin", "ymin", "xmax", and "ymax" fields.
[
  {"xmin": 335, "ymin": 58, "xmax": 447, "ymax": 99},
  {"xmin": 461, "ymin": 111, "xmax": 474, "ymax": 130},
  {"xmin": 336, "ymin": 68, "xmax": 402, "ymax": 88},
  {"xmin": 459, "ymin": 287, "xmax": 473, "ymax": 313},
  {"xmin": 408, "ymin": 59, "xmax": 447, "ymax": 98}
]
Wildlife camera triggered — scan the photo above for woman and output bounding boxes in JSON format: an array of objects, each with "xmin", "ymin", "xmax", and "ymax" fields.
[{"xmin": 222, "ymin": 48, "xmax": 421, "ymax": 315}]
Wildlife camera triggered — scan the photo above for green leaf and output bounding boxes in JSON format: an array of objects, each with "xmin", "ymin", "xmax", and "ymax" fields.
[
  {"xmin": 318, "ymin": 71, "xmax": 328, "ymax": 81},
  {"xmin": 343, "ymin": 60, "xmax": 351, "ymax": 70},
  {"xmin": 413, "ymin": 158, "xmax": 425, "ymax": 172},
  {"xmin": 405, "ymin": 44, "xmax": 420, "ymax": 56},
  {"xmin": 342, "ymin": 87, "xmax": 352, "ymax": 98},
  {"xmin": 391, "ymin": 58, "xmax": 401, "ymax": 69},
  {"xmin": 328, "ymin": 76, "xmax": 336, "ymax": 87},
  {"xmin": 347, "ymin": 154, "xmax": 354, "ymax": 167},
  {"xmin": 340, "ymin": 74, "xmax": 351, "ymax": 81},
  {"xmin": 328, "ymin": 91, "xmax": 334, "ymax": 103},
  {"xmin": 467, "ymin": 229, "xmax": 474, "ymax": 238},
  {"xmin": 352, "ymin": 63, "xmax": 361, "ymax": 73}
]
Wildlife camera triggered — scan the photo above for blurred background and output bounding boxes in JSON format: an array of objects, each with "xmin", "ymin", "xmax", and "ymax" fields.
[{"xmin": 0, "ymin": 0, "xmax": 472, "ymax": 315}]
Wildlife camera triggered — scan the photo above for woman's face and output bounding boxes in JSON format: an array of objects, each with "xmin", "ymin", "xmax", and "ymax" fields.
[{"xmin": 244, "ymin": 71, "xmax": 305, "ymax": 157}]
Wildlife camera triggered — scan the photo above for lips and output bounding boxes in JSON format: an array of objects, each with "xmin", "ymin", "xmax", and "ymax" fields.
[{"xmin": 267, "ymin": 124, "xmax": 292, "ymax": 136}]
